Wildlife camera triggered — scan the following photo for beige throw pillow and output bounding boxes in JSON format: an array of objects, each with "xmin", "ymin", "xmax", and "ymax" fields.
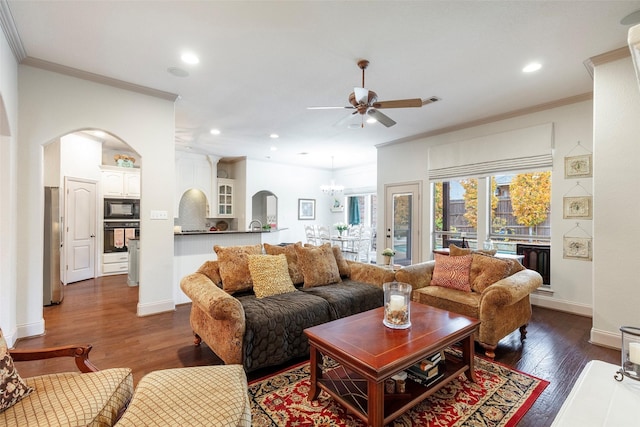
[
  {"xmin": 469, "ymin": 253, "xmax": 512, "ymax": 293},
  {"xmin": 294, "ymin": 243, "xmax": 342, "ymax": 288},
  {"xmin": 248, "ymin": 254, "xmax": 296, "ymax": 299},
  {"xmin": 214, "ymin": 244, "xmax": 263, "ymax": 294},
  {"xmin": 263, "ymin": 242, "xmax": 304, "ymax": 285}
]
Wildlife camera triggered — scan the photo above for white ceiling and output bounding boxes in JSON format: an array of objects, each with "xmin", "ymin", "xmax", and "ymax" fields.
[{"xmin": 5, "ymin": 1, "xmax": 640, "ymax": 169}]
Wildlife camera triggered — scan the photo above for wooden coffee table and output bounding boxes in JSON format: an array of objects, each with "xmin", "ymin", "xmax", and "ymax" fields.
[{"xmin": 304, "ymin": 302, "xmax": 480, "ymax": 427}]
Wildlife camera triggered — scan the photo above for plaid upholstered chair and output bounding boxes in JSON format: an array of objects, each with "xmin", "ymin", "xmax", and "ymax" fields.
[{"xmin": 1, "ymin": 328, "xmax": 133, "ymax": 426}]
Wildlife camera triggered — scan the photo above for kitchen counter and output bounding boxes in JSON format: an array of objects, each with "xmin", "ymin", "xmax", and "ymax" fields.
[
  {"xmin": 174, "ymin": 228, "xmax": 287, "ymax": 235},
  {"xmin": 174, "ymin": 229, "xmax": 284, "ymax": 304}
]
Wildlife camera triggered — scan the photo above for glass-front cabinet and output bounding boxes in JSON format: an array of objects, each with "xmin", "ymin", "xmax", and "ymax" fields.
[{"xmin": 217, "ymin": 178, "xmax": 234, "ymax": 217}]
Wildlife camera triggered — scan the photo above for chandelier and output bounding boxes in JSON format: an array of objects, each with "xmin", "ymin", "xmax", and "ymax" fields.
[{"xmin": 320, "ymin": 156, "xmax": 344, "ymax": 196}]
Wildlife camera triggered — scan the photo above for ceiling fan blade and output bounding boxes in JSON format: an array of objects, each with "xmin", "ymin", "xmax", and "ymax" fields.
[
  {"xmin": 367, "ymin": 109, "xmax": 396, "ymax": 127},
  {"xmin": 422, "ymin": 96, "xmax": 441, "ymax": 106},
  {"xmin": 372, "ymin": 98, "xmax": 423, "ymax": 109},
  {"xmin": 307, "ymin": 106, "xmax": 354, "ymax": 110},
  {"xmin": 354, "ymin": 87, "xmax": 369, "ymax": 104},
  {"xmin": 333, "ymin": 111, "xmax": 358, "ymax": 127}
]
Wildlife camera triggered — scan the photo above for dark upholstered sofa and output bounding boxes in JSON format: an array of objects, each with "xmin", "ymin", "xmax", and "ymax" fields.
[{"xmin": 180, "ymin": 243, "xmax": 395, "ymax": 372}]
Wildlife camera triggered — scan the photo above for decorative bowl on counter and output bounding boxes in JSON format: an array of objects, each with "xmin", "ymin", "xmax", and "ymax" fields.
[{"xmin": 215, "ymin": 220, "xmax": 228, "ymax": 231}]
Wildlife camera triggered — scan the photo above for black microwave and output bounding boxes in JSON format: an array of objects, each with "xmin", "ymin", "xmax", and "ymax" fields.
[{"xmin": 104, "ymin": 198, "xmax": 140, "ymax": 219}]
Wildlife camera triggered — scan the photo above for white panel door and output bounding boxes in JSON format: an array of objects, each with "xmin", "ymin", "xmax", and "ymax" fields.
[{"xmin": 64, "ymin": 178, "xmax": 97, "ymax": 284}]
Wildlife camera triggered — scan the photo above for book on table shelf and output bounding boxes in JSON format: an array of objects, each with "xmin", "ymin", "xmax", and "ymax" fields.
[{"xmin": 406, "ymin": 350, "xmax": 446, "ymax": 388}]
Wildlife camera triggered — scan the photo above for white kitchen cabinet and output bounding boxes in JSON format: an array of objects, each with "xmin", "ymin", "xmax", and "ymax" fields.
[
  {"xmin": 102, "ymin": 167, "xmax": 140, "ymax": 198},
  {"xmin": 217, "ymin": 178, "xmax": 235, "ymax": 217},
  {"xmin": 102, "ymin": 252, "xmax": 128, "ymax": 275}
]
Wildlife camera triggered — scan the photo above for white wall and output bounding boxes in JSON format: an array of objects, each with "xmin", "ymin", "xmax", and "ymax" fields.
[
  {"xmin": 15, "ymin": 65, "xmax": 176, "ymax": 339},
  {"xmin": 591, "ymin": 56, "xmax": 640, "ymax": 347},
  {"xmin": 0, "ymin": 26, "xmax": 19, "ymax": 345},
  {"xmin": 378, "ymin": 100, "xmax": 594, "ymax": 315},
  {"xmin": 243, "ymin": 159, "xmax": 376, "ymax": 244}
]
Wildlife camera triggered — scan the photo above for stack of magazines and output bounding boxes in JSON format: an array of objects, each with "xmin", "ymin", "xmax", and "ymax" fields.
[{"xmin": 406, "ymin": 350, "xmax": 445, "ymax": 387}]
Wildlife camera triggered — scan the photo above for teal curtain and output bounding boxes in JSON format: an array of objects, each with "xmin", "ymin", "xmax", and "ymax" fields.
[{"xmin": 348, "ymin": 196, "xmax": 361, "ymax": 225}]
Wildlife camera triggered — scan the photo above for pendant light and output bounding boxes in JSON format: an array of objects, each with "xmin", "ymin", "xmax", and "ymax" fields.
[{"xmin": 320, "ymin": 156, "xmax": 344, "ymax": 196}]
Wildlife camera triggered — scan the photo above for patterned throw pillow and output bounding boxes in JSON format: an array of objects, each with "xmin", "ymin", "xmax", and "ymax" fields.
[
  {"xmin": 431, "ymin": 253, "xmax": 473, "ymax": 292},
  {"xmin": 469, "ymin": 253, "xmax": 511, "ymax": 293},
  {"xmin": 263, "ymin": 242, "xmax": 304, "ymax": 285},
  {"xmin": 248, "ymin": 254, "xmax": 296, "ymax": 299},
  {"xmin": 331, "ymin": 246, "xmax": 350, "ymax": 278},
  {"xmin": 294, "ymin": 243, "xmax": 342, "ymax": 288},
  {"xmin": 214, "ymin": 244, "xmax": 263, "ymax": 294},
  {"xmin": 1, "ymin": 329, "xmax": 33, "ymax": 413}
]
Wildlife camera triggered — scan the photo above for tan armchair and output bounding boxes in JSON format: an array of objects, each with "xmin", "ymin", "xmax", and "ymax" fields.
[
  {"xmin": 2, "ymin": 338, "xmax": 133, "ymax": 426},
  {"xmin": 396, "ymin": 260, "xmax": 542, "ymax": 358}
]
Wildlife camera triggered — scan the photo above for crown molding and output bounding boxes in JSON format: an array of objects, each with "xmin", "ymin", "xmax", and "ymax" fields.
[
  {"xmin": 21, "ymin": 57, "xmax": 179, "ymax": 102},
  {"xmin": 0, "ymin": 0, "xmax": 27, "ymax": 61},
  {"xmin": 584, "ymin": 46, "xmax": 631, "ymax": 79},
  {"xmin": 378, "ymin": 92, "xmax": 593, "ymax": 149}
]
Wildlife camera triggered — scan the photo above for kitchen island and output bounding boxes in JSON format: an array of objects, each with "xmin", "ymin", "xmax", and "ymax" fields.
[{"xmin": 173, "ymin": 229, "xmax": 285, "ymax": 304}]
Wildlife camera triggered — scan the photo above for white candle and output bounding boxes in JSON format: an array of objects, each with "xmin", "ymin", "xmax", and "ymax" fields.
[
  {"xmin": 389, "ymin": 295, "xmax": 404, "ymax": 312},
  {"xmin": 629, "ymin": 342, "xmax": 640, "ymax": 364}
]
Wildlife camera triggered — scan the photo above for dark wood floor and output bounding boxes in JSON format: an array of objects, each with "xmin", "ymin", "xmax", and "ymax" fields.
[{"xmin": 14, "ymin": 274, "xmax": 620, "ymax": 427}]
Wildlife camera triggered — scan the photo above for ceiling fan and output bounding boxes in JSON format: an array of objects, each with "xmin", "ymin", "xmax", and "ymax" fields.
[{"xmin": 308, "ymin": 59, "xmax": 440, "ymax": 128}]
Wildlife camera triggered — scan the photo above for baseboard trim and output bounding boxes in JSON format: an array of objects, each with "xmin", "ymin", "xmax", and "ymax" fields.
[
  {"xmin": 590, "ymin": 328, "xmax": 621, "ymax": 350},
  {"xmin": 16, "ymin": 319, "xmax": 45, "ymax": 342},
  {"xmin": 530, "ymin": 294, "xmax": 592, "ymax": 317},
  {"xmin": 136, "ymin": 299, "xmax": 175, "ymax": 317}
]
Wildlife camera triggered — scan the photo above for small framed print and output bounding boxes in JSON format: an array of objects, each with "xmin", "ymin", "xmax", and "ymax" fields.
[
  {"xmin": 563, "ymin": 236, "xmax": 592, "ymax": 261},
  {"xmin": 298, "ymin": 198, "xmax": 316, "ymax": 220},
  {"xmin": 565, "ymin": 154, "xmax": 592, "ymax": 179},
  {"xmin": 563, "ymin": 196, "xmax": 592, "ymax": 219}
]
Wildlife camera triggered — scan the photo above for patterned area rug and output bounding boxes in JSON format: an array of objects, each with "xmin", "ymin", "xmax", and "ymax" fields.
[{"xmin": 249, "ymin": 350, "xmax": 548, "ymax": 427}]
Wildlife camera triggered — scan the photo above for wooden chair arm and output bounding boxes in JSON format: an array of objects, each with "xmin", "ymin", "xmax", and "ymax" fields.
[{"xmin": 10, "ymin": 344, "xmax": 99, "ymax": 373}]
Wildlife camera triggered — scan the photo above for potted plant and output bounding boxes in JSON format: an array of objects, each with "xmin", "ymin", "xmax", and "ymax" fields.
[
  {"xmin": 381, "ymin": 248, "xmax": 395, "ymax": 265},
  {"xmin": 334, "ymin": 222, "xmax": 349, "ymax": 236}
]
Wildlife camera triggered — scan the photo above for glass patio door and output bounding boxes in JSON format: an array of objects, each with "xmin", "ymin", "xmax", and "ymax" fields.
[{"xmin": 384, "ymin": 183, "xmax": 421, "ymax": 266}]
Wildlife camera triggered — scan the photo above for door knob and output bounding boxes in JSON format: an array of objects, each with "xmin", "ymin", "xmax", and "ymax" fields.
[{"xmin": 90, "ymin": 234, "xmax": 95, "ymax": 238}]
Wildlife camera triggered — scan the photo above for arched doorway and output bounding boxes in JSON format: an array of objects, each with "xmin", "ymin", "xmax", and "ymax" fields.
[{"xmin": 42, "ymin": 129, "xmax": 140, "ymax": 303}]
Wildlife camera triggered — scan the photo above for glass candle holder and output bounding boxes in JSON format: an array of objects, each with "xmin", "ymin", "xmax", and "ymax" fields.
[
  {"xmin": 383, "ymin": 282, "xmax": 412, "ymax": 329},
  {"xmin": 615, "ymin": 326, "xmax": 640, "ymax": 382}
]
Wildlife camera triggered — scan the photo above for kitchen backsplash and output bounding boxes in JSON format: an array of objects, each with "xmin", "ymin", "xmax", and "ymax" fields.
[{"xmin": 177, "ymin": 189, "xmax": 207, "ymax": 231}]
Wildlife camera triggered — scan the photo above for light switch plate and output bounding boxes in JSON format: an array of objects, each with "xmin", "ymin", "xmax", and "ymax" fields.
[{"xmin": 150, "ymin": 210, "xmax": 169, "ymax": 220}]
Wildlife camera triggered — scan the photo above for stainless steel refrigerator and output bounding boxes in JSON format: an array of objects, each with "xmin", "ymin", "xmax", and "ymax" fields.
[{"xmin": 43, "ymin": 186, "xmax": 63, "ymax": 305}]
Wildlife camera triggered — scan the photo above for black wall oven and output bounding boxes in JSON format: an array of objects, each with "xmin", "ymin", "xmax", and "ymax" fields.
[
  {"xmin": 104, "ymin": 198, "xmax": 140, "ymax": 220},
  {"xmin": 104, "ymin": 220, "xmax": 140, "ymax": 253}
]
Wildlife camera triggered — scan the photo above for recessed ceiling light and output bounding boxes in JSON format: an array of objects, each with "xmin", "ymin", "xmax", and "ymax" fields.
[
  {"xmin": 621, "ymin": 9, "xmax": 640, "ymax": 25},
  {"xmin": 522, "ymin": 62, "xmax": 542, "ymax": 73},
  {"xmin": 210, "ymin": 129, "xmax": 221, "ymax": 135},
  {"xmin": 167, "ymin": 67, "xmax": 189, "ymax": 78},
  {"xmin": 181, "ymin": 52, "xmax": 200, "ymax": 65},
  {"xmin": 270, "ymin": 146, "xmax": 278, "ymax": 151},
  {"xmin": 298, "ymin": 152, "xmax": 309, "ymax": 155},
  {"xmin": 270, "ymin": 133, "xmax": 279, "ymax": 139}
]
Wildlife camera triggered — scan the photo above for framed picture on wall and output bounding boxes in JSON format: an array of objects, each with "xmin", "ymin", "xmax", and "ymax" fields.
[
  {"xmin": 563, "ymin": 236, "xmax": 592, "ymax": 261},
  {"xmin": 564, "ymin": 154, "xmax": 592, "ymax": 178},
  {"xmin": 563, "ymin": 196, "xmax": 592, "ymax": 219},
  {"xmin": 298, "ymin": 198, "xmax": 316, "ymax": 220}
]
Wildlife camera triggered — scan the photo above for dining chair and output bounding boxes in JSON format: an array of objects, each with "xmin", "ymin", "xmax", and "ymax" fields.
[
  {"xmin": 317, "ymin": 225, "xmax": 331, "ymax": 245},
  {"xmin": 304, "ymin": 225, "xmax": 318, "ymax": 245}
]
